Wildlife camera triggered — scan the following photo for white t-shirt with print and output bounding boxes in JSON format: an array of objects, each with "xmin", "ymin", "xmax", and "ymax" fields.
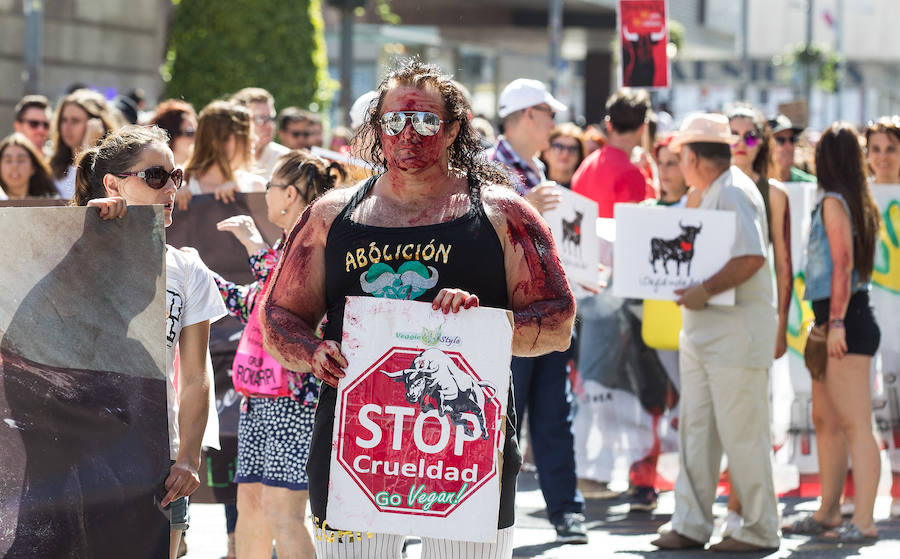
[{"xmin": 165, "ymin": 246, "xmax": 227, "ymax": 458}]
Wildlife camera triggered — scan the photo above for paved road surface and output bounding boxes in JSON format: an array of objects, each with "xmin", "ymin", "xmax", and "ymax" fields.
[{"xmin": 184, "ymin": 472, "xmax": 899, "ymax": 558}]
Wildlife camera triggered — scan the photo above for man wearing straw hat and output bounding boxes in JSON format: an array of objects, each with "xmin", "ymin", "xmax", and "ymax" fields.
[{"xmin": 651, "ymin": 113, "xmax": 780, "ymax": 552}]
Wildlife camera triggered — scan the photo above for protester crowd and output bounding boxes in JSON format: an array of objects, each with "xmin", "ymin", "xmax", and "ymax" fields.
[{"xmin": 4, "ymin": 58, "xmax": 899, "ymax": 558}]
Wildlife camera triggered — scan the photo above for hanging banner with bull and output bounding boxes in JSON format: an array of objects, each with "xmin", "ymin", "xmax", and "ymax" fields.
[
  {"xmin": 617, "ymin": 0, "xmax": 670, "ymax": 89},
  {"xmin": 542, "ymin": 187, "xmax": 601, "ymax": 287},
  {"xmin": 328, "ymin": 297, "xmax": 513, "ymax": 543},
  {"xmin": 612, "ymin": 204, "xmax": 736, "ymax": 305}
]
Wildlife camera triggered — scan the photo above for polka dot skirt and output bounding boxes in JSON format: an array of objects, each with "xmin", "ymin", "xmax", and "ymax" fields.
[{"xmin": 234, "ymin": 396, "xmax": 316, "ymax": 490}]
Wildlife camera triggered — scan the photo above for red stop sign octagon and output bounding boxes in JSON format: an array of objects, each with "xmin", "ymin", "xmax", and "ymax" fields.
[{"xmin": 336, "ymin": 346, "xmax": 502, "ymax": 517}]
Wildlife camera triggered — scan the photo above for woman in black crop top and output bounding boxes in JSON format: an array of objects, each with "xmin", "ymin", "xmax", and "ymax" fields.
[{"xmin": 259, "ymin": 60, "xmax": 575, "ymax": 559}]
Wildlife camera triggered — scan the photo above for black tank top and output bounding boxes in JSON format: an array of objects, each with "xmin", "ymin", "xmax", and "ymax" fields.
[
  {"xmin": 308, "ymin": 174, "xmax": 521, "ymax": 530},
  {"xmin": 323, "ymin": 174, "xmax": 509, "ymax": 338}
]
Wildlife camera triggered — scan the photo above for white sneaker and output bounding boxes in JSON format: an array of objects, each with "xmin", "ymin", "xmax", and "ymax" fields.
[{"xmin": 720, "ymin": 511, "xmax": 743, "ymax": 539}]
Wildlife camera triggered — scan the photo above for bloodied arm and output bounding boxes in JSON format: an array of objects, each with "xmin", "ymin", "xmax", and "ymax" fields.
[
  {"xmin": 260, "ymin": 189, "xmax": 353, "ymax": 387},
  {"xmin": 483, "ymin": 186, "xmax": 576, "ymax": 356}
]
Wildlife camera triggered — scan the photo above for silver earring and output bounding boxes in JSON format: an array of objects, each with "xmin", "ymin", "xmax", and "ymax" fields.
[{"xmin": 281, "ymin": 209, "xmax": 287, "ymax": 215}]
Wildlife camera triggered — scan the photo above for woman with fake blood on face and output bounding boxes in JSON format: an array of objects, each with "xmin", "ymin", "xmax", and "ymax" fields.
[
  {"xmin": 258, "ymin": 59, "xmax": 576, "ymax": 559},
  {"xmin": 73, "ymin": 125, "xmax": 227, "ymax": 559},
  {"xmin": 209, "ymin": 151, "xmax": 346, "ymax": 559}
]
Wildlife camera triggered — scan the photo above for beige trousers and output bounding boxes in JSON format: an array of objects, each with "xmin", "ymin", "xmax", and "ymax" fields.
[{"xmin": 671, "ymin": 340, "xmax": 780, "ymax": 548}]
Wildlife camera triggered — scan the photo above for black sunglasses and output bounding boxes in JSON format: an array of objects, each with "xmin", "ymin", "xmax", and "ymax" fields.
[
  {"xmin": 550, "ymin": 142, "xmax": 580, "ymax": 154},
  {"xmin": 22, "ymin": 119, "xmax": 50, "ymax": 130},
  {"xmin": 774, "ymin": 135, "xmax": 799, "ymax": 146},
  {"xmin": 116, "ymin": 166, "xmax": 184, "ymax": 190},
  {"xmin": 289, "ymin": 130, "xmax": 313, "ymax": 139}
]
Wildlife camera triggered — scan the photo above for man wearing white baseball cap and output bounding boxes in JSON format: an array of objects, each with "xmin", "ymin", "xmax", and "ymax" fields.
[
  {"xmin": 489, "ymin": 79, "xmax": 567, "ymax": 208},
  {"xmin": 651, "ymin": 113, "xmax": 780, "ymax": 552},
  {"xmin": 488, "ymin": 80, "xmax": 587, "ymax": 545}
]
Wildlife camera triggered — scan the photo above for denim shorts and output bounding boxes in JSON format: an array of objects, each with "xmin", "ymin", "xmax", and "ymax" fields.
[{"xmin": 164, "ymin": 495, "xmax": 190, "ymax": 532}]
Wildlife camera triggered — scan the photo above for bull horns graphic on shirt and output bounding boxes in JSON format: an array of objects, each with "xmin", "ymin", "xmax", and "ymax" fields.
[{"xmin": 360, "ymin": 261, "xmax": 439, "ymax": 300}]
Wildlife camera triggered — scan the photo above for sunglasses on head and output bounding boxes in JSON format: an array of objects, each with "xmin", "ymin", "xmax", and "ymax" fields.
[
  {"xmin": 22, "ymin": 119, "xmax": 50, "ymax": 130},
  {"xmin": 774, "ymin": 134, "xmax": 799, "ymax": 146},
  {"xmin": 176, "ymin": 127, "xmax": 195, "ymax": 138},
  {"xmin": 380, "ymin": 111, "xmax": 445, "ymax": 137},
  {"xmin": 730, "ymin": 130, "xmax": 760, "ymax": 148},
  {"xmin": 116, "ymin": 166, "xmax": 183, "ymax": 190}
]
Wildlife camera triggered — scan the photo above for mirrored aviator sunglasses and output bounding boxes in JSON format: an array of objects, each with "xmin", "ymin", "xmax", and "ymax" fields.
[
  {"xmin": 116, "ymin": 166, "xmax": 184, "ymax": 190},
  {"xmin": 380, "ymin": 111, "xmax": 445, "ymax": 136}
]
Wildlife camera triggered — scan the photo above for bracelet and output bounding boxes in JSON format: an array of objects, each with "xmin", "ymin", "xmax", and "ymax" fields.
[{"xmin": 828, "ymin": 317, "xmax": 845, "ymax": 329}]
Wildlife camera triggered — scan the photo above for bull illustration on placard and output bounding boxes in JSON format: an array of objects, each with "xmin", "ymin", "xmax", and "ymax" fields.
[
  {"xmin": 381, "ymin": 348, "xmax": 495, "ymax": 440},
  {"xmin": 622, "ymin": 25, "xmax": 666, "ymax": 87},
  {"xmin": 561, "ymin": 210, "xmax": 583, "ymax": 257},
  {"xmin": 650, "ymin": 220, "xmax": 702, "ymax": 276}
]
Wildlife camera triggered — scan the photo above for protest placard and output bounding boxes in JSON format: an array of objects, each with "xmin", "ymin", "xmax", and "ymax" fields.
[
  {"xmin": 0, "ymin": 206, "xmax": 169, "ymax": 558},
  {"xmin": 328, "ymin": 297, "xmax": 512, "ymax": 543},
  {"xmin": 617, "ymin": 0, "xmax": 669, "ymax": 89},
  {"xmin": 542, "ymin": 187, "xmax": 600, "ymax": 286},
  {"xmin": 612, "ymin": 204, "xmax": 736, "ymax": 305}
]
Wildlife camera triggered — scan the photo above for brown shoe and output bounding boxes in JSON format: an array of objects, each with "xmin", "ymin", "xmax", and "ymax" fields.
[
  {"xmin": 708, "ymin": 537, "xmax": 778, "ymax": 552},
  {"xmin": 651, "ymin": 530, "xmax": 705, "ymax": 549}
]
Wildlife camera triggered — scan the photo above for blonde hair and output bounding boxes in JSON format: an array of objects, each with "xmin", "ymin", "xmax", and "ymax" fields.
[{"xmin": 184, "ymin": 100, "xmax": 252, "ymax": 183}]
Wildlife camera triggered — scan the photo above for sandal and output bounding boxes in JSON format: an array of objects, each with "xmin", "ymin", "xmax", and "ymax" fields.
[
  {"xmin": 782, "ymin": 514, "xmax": 834, "ymax": 535},
  {"xmin": 819, "ymin": 522, "xmax": 878, "ymax": 543}
]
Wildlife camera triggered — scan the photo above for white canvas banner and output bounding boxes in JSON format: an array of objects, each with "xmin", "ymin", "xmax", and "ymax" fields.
[
  {"xmin": 612, "ymin": 204, "xmax": 736, "ymax": 305},
  {"xmin": 328, "ymin": 297, "xmax": 512, "ymax": 542},
  {"xmin": 542, "ymin": 188, "xmax": 600, "ymax": 286}
]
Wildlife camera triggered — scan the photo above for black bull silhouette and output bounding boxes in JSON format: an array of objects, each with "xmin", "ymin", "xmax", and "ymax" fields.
[
  {"xmin": 650, "ymin": 220, "xmax": 702, "ymax": 276},
  {"xmin": 381, "ymin": 348, "xmax": 496, "ymax": 440},
  {"xmin": 622, "ymin": 25, "xmax": 666, "ymax": 87}
]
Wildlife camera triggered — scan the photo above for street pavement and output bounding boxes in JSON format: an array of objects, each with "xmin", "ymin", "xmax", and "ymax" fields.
[{"xmin": 184, "ymin": 471, "xmax": 899, "ymax": 558}]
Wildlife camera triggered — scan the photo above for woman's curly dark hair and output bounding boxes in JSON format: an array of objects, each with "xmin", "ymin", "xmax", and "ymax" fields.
[{"xmin": 353, "ymin": 58, "xmax": 510, "ymax": 188}]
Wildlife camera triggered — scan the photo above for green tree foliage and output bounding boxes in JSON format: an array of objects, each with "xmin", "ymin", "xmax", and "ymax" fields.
[{"xmin": 163, "ymin": 0, "xmax": 336, "ymax": 111}]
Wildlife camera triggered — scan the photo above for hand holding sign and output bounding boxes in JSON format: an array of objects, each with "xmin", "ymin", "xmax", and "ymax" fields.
[
  {"xmin": 311, "ymin": 340, "xmax": 348, "ymax": 389},
  {"xmin": 524, "ymin": 181, "xmax": 562, "ymax": 214}
]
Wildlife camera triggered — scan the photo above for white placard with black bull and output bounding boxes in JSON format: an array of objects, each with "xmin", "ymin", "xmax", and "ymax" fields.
[
  {"xmin": 612, "ymin": 204, "xmax": 736, "ymax": 305},
  {"xmin": 542, "ymin": 187, "xmax": 601, "ymax": 286},
  {"xmin": 328, "ymin": 297, "xmax": 513, "ymax": 542}
]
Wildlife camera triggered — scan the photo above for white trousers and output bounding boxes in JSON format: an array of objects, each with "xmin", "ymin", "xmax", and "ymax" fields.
[
  {"xmin": 313, "ymin": 526, "xmax": 514, "ymax": 559},
  {"xmin": 671, "ymin": 341, "xmax": 780, "ymax": 548}
]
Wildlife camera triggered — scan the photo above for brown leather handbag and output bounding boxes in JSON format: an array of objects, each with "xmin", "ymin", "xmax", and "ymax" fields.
[{"xmin": 804, "ymin": 322, "xmax": 828, "ymax": 381}]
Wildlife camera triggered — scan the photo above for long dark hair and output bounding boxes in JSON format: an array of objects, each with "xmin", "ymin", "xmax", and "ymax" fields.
[
  {"xmin": 814, "ymin": 122, "xmax": 881, "ymax": 280},
  {"xmin": 272, "ymin": 149, "xmax": 347, "ymax": 204},
  {"xmin": 0, "ymin": 133, "xmax": 57, "ymax": 197},
  {"xmin": 49, "ymin": 89, "xmax": 119, "ymax": 180},
  {"xmin": 72, "ymin": 125, "xmax": 171, "ymax": 206},
  {"xmin": 353, "ymin": 58, "xmax": 510, "ymax": 188},
  {"xmin": 726, "ymin": 103, "xmax": 771, "ymax": 180}
]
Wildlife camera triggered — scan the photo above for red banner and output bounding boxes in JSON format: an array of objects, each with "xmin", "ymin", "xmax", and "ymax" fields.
[{"xmin": 618, "ymin": 0, "xmax": 670, "ymax": 88}]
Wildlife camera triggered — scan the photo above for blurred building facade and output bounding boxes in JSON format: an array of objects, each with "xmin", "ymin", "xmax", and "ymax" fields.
[
  {"xmin": 0, "ymin": 0, "xmax": 170, "ymax": 125},
  {"xmin": 324, "ymin": 0, "xmax": 900, "ymax": 130}
]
